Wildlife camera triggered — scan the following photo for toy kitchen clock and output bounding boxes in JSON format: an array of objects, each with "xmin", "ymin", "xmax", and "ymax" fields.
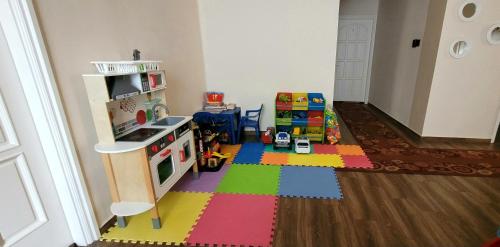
[{"xmin": 83, "ymin": 61, "xmax": 198, "ymax": 229}]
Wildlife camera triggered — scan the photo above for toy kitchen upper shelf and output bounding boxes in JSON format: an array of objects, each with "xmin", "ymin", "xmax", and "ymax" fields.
[
  {"xmin": 91, "ymin": 60, "xmax": 161, "ymax": 75},
  {"xmin": 83, "ymin": 70, "xmax": 167, "ymax": 102}
]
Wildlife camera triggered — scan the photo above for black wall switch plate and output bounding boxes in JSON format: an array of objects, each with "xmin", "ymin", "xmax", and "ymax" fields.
[{"xmin": 412, "ymin": 39, "xmax": 421, "ymax": 48}]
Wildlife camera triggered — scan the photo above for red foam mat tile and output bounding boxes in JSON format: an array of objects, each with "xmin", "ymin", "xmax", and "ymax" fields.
[{"xmin": 186, "ymin": 193, "xmax": 277, "ymax": 247}]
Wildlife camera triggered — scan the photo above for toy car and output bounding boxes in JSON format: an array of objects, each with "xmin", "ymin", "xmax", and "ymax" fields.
[
  {"xmin": 294, "ymin": 136, "xmax": 311, "ymax": 154},
  {"xmin": 274, "ymin": 132, "xmax": 292, "ymax": 150}
]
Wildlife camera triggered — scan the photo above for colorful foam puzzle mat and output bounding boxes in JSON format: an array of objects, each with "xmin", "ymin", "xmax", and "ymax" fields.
[
  {"xmin": 279, "ymin": 166, "xmax": 342, "ymax": 199},
  {"xmin": 101, "ymin": 192, "xmax": 212, "ymax": 245},
  {"xmin": 100, "ymin": 143, "xmax": 375, "ymax": 246},
  {"xmin": 187, "ymin": 194, "xmax": 277, "ymax": 247},
  {"xmin": 232, "ymin": 142, "xmax": 264, "ymax": 164}
]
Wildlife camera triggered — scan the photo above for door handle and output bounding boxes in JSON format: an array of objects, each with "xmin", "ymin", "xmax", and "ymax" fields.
[
  {"xmin": 160, "ymin": 149, "xmax": 171, "ymax": 157},
  {"xmin": 179, "ymin": 150, "xmax": 186, "ymax": 162}
]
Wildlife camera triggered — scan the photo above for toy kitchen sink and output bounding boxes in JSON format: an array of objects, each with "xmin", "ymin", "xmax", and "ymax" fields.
[
  {"xmin": 83, "ymin": 66, "xmax": 198, "ymax": 229},
  {"xmin": 152, "ymin": 116, "xmax": 185, "ymax": 126}
]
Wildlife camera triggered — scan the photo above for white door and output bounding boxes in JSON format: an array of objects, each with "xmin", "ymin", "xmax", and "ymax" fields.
[
  {"xmin": 0, "ymin": 27, "xmax": 73, "ymax": 247},
  {"xmin": 334, "ymin": 19, "xmax": 374, "ymax": 102}
]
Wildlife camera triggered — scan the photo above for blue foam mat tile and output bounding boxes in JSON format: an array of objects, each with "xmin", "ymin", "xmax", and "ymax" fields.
[
  {"xmin": 233, "ymin": 142, "xmax": 264, "ymax": 164},
  {"xmin": 278, "ymin": 166, "xmax": 343, "ymax": 199}
]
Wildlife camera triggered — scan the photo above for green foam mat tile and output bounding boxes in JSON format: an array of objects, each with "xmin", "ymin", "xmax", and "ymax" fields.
[{"xmin": 215, "ymin": 164, "xmax": 281, "ymax": 195}]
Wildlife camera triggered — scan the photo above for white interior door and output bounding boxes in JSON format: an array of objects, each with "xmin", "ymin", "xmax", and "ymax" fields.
[
  {"xmin": 0, "ymin": 27, "xmax": 73, "ymax": 247},
  {"xmin": 334, "ymin": 19, "xmax": 374, "ymax": 102}
]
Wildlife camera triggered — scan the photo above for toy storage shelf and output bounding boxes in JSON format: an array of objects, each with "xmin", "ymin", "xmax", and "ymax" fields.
[{"xmin": 275, "ymin": 92, "xmax": 326, "ymax": 143}]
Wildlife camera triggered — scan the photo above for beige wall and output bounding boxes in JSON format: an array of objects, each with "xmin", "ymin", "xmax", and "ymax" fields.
[
  {"xmin": 409, "ymin": 0, "xmax": 448, "ymax": 134},
  {"xmin": 369, "ymin": 0, "xmax": 430, "ymax": 126},
  {"xmin": 198, "ymin": 0, "xmax": 340, "ymax": 129},
  {"xmin": 340, "ymin": 0, "xmax": 379, "ymax": 16},
  {"xmin": 34, "ymin": 0, "xmax": 206, "ymax": 225},
  {"xmin": 420, "ymin": 0, "xmax": 500, "ymax": 138}
]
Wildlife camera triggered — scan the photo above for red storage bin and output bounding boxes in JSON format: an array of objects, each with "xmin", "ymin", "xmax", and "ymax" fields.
[
  {"xmin": 276, "ymin": 92, "xmax": 293, "ymax": 110},
  {"xmin": 308, "ymin": 110, "xmax": 324, "ymax": 127}
]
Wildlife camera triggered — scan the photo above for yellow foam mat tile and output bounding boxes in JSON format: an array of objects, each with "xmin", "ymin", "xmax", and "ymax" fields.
[
  {"xmin": 287, "ymin": 154, "xmax": 345, "ymax": 168},
  {"xmin": 220, "ymin": 144, "xmax": 242, "ymax": 165},
  {"xmin": 101, "ymin": 192, "xmax": 213, "ymax": 245}
]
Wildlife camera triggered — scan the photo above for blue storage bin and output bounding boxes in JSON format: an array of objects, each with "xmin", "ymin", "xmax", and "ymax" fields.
[{"xmin": 308, "ymin": 93, "xmax": 325, "ymax": 111}]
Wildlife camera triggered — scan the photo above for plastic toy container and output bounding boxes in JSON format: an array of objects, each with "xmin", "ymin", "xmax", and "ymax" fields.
[
  {"xmin": 308, "ymin": 93, "xmax": 325, "ymax": 111},
  {"xmin": 307, "ymin": 110, "xmax": 324, "ymax": 127},
  {"xmin": 291, "ymin": 126, "xmax": 307, "ymax": 139},
  {"xmin": 306, "ymin": 127, "xmax": 323, "ymax": 141},
  {"xmin": 205, "ymin": 92, "xmax": 224, "ymax": 106},
  {"xmin": 292, "ymin": 110, "xmax": 308, "ymax": 126},
  {"xmin": 292, "ymin": 92, "xmax": 308, "ymax": 110},
  {"xmin": 276, "ymin": 110, "xmax": 292, "ymax": 126},
  {"xmin": 276, "ymin": 92, "xmax": 293, "ymax": 110},
  {"xmin": 277, "ymin": 125, "xmax": 292, "ymax": 134}
]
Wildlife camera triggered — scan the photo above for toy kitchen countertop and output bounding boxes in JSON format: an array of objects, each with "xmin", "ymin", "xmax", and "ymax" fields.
[{"xmin": 95, "ymin": 116, "xmax": 193, "ymax": 154}]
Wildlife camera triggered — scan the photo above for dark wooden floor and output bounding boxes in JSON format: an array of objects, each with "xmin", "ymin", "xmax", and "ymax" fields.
[
  {"xmin": 275, "ymin": 172, "xmax": 500, "ymax": 247},
  {"xmin": 90, "ymin": 105, "xmax": 500, "ymax": 247}
]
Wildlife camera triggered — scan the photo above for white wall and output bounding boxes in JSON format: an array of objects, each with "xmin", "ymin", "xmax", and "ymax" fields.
[
  {"xmin": 339, "ymin": 0, "xmax": 378, "ymax": 16},
  {"xmin": 198, "ymin": 0, "xmax": 340, "ymax": 130},
  {"xmin": 34, "ymin": 0, "xmax": 206, "ymax": 226},
  {"xmin": 421, "ymin": 0, "xmax": 500, "ymax": 138},
  {"xmin": 409, "ymin": 0, "xmax": 447, "ymax": 134},
  {"xmin": 369, "ymin": 0, "xmax": 430, "ymax": 126}
]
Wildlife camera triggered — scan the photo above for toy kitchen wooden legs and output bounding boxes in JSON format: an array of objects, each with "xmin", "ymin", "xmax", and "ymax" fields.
[
  {"xmin": 192, "ymin": 160, "xmax": 200, "ymax": 179},
  {"xmin": 150, "ymin": 206, "xmax": 161, "ymax": 229},
  {"xmin": 141, "ymin": 149, "xmax": 162, "ymax": 229}
]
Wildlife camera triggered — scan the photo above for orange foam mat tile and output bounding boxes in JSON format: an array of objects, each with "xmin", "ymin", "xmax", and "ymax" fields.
[
  {"xmin": 220, "ymin": 144, "xmax": 241, "ymax": 165},
  {"xmin": 336, "ymin": 145, "xmax": 366, "ymax": 156},
  {"xmin": 260, "ymin": 152, "xmax": 289, "ymax": 165}
]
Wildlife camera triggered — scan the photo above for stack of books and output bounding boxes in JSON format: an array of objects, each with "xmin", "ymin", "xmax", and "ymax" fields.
[{"xmin": 203, "ymin": 104, "xmax": 227, "ymax": 113}]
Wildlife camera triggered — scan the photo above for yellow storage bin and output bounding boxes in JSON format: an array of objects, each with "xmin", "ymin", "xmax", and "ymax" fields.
[{"xmin": 292, "ymin": 92, "xmax": 308, "ymax": 110}]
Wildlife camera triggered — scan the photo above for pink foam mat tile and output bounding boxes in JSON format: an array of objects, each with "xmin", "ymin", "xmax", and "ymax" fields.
[
  {"xmin": 186, "ymin": 193, "xmax": 277, "ymax": 247},
  {"xmin": 342, "ymin": 155, "xmax": 374, "ymax": 169},
  {"xmin": 313, "ymin": 144, "xmax": 339, "ymax": 154}
]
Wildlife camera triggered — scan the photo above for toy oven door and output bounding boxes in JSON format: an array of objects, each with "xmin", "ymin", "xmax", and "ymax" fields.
[{"xmin": 150, "ymin": 143, "xmax": 177, "ymax": 199}]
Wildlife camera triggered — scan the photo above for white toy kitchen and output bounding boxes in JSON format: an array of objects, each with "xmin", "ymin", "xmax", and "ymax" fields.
[{"xmin": 83, "ymin": 61, "xmax": 198, "ymax": 229}]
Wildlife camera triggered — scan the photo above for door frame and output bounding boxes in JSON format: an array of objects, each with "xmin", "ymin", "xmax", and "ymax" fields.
[
  {"xmin": 338, "ymin": 15, "xmax": 377, "ymax": 103},
  {"xmin": 492, "ymin": 108, "xmax": 500, "ymax": 143},
  {"xmin": 0, "ymin": 0, "xmax": 99, "ymax": 245}
]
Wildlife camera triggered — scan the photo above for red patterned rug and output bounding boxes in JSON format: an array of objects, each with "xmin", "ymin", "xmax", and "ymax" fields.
[{"xmin": 335, "ymin": 102, "xmax": 500, "ymax": 177}]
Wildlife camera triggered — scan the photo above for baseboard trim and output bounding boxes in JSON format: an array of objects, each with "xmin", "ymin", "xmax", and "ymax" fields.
[
  {"xmin": 99, "ymin": 216, "xmax": 116, "ymax": 235},
  {"xmin": 421, "ymin": 136, "xmax": 491, "ymax": 143},
  {"xmin": 366, "ymin": 103, "xmax": 492, "ymax": 144}
]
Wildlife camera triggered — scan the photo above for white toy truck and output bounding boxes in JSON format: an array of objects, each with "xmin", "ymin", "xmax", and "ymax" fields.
[{"xmin": 294, "ymin": 136, "xmax": 311, "ymax": 154}]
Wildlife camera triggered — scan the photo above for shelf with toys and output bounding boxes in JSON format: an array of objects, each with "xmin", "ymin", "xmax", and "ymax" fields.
[{"xmin": 275, "ymin": 92, "xmax": 326, "ymax": 143}]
